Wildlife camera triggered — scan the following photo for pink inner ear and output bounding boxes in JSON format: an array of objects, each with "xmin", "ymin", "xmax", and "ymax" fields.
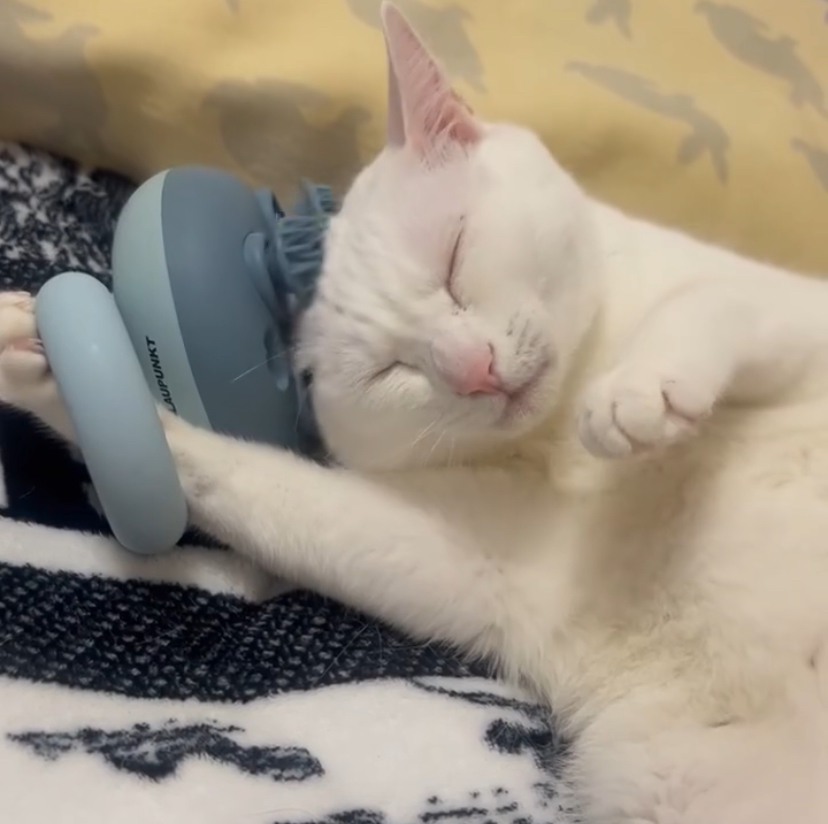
[
  {"xmin": 411, "ymin": 83, "xmax": 480, "ymax": 153},
  {"xmin": 381, "ymin": 2, "xmax": 481, "ymax": 157},
  {"xmin": 385, "ymin": 42, "xmax": 406, "ymax": 147}
]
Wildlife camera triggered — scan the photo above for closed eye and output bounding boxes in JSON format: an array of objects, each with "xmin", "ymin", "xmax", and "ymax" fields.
[
  {"xmin": 369, "ymin": 360, "xmax": 420, "ymax": 383},
  {"xmin": 446, "ymin": 222, "xmax": 464, "ymax": 306},
  {"xmin": 370, "ymin": 361, "xmax": 400, "ymax": 382}
]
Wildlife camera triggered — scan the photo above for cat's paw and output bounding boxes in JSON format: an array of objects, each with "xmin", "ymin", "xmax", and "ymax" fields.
[
  {"xmin": 577, "ymin": 364, "xmax": 717, "ymax": 459},
  {"xmin": 0, "ymin": 291, "xmax": 67, "ymax": 433}
]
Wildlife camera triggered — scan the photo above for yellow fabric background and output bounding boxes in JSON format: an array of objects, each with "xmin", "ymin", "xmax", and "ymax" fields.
[{"xmin": 1, "ymin": 0, "xmax": 826, "ymax": 272}]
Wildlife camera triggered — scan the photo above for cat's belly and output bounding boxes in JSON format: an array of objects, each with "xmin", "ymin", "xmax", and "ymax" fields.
[{"xmin": 533, "ymin": 401, "xmax": 828, "ymax": 725}]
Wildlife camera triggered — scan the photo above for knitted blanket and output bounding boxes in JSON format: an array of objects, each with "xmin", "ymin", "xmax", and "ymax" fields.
[{"xmin": 0, "ymin": 142, "xmax": 572, "ymax": 824}]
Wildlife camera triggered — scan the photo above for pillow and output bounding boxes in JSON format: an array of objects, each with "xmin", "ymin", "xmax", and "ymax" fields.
[{"xmin": 1, "ymin": 0, "xmax": 826, "ymax": 272}]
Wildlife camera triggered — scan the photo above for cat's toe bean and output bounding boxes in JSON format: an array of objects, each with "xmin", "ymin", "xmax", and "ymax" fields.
[
  {"xmin": 0, "ymin": 293, "xmax": 37, "ymax": 348},
  {"xmin": 0, "ymin": 290, "xmax": 56, "ymax": 411}
]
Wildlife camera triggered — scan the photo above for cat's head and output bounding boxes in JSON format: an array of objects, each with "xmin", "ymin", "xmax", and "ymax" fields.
[{"xmin": 297, "ymin": 3, "xmax": 600, "ymax": 470}]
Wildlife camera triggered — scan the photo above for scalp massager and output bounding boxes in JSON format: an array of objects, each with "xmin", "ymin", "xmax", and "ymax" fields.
[{"xmin": 34, "ymin": 166, "xmax": 334, "ymax": 555}]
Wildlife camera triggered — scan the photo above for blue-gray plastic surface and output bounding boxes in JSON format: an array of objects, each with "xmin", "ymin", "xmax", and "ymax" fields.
[
  {"xmin": 113, "ymin": 166, "xmax": 304, "ymax": 450},
  {"xmin": 111, "ymin": 170, "xmax": 212, "ymax": 430},
  {"xmin": 35, "ymin": 272, "xmax": 187, "ymax": 554},
  {"xmin": 163, "ymin": 167, "xmax": 303, "ymax": 448}
]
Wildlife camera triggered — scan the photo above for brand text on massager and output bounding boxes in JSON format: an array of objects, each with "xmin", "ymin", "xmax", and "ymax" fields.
[{"xmin": 145, "ymin": 337, "xmax": 178, "ymax": 413}]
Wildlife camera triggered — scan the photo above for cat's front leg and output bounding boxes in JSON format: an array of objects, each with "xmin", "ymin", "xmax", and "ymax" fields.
[
  {"xmin": 577, "ymin": 274, "xmax": 828, "ymax": 459},
  {"xmin": 0, "ymin": 291, "xmax": 509, "ymax": 654},
  {"xmin": 162, "ymin": 414, "xmax": 510, "ymax": 652}
]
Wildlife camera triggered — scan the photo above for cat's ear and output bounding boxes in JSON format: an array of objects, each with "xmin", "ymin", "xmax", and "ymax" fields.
[{"xmin": 380, "ymin": 2, "xmax": 481, "ymax": 159}]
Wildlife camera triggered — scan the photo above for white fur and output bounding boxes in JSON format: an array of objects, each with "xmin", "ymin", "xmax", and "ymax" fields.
[{"xmin": 4, "ymin": 5, "xmax": 828, "ymax": 821}]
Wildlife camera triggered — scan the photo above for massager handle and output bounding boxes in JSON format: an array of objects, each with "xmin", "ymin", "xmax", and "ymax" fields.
[{"xmin": 35, "ymin": 272, "xmax": 188, "ymax": 554}]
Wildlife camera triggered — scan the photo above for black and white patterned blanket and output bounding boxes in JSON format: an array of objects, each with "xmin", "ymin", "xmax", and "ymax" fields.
[{"xmin": 0, "ymin": 143, "xmax": 573, "ymax": 824}]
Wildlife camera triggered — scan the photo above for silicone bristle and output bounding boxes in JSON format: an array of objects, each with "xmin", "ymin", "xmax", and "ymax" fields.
[
  {"xmin": 314, "ymin": 186, "xmax": 337, "ymax": 216},
  {"xmin": 252, "ymin": 179, "xmax": 336, "ymax": 455},
  {"xmin": 293, "ymin": 180, "xmax": 337, "ymax": 218},
  {"xmin": 262, "ymin": 179, "xmax": 337, "ymax": 319},
  {"xmin": 273, "ymin": 215, "xmax": 327, "ymax": 306}
]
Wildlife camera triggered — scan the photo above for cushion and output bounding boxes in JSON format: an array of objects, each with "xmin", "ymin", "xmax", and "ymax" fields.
[{"xmin": 1, "ymin": 0, "xmax": 826, "ymax": 267}]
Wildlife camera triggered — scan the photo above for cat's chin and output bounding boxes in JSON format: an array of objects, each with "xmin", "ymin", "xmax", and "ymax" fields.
[
  {"xmin": 494, "ymin": 359, "xmax": 555, "ymax": 430},
  {"xmin": 497, "ymin": 397, "xmax": 538, "ymax": 430}
]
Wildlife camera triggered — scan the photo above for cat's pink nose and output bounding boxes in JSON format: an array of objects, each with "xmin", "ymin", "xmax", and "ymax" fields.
[{"xmin": 439, "ymin": 344, "xmax": 504, "ymax": 396}]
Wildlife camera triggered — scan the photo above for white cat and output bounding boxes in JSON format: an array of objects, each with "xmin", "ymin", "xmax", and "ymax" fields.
[{"xmin": 3, "ymin": 4, "xmax": 828, "ymax": 821}]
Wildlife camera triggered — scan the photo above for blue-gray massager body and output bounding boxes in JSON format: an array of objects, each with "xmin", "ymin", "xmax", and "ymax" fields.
[{"xmin": 35, "ymin": 166, "xmax": 333, "ymax": 555}]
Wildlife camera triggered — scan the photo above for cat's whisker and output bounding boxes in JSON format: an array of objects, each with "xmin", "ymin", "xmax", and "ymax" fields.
[
  {"xmin": 230, "ymin": 352, "xmax": 285, "ymax": 383},
  {"xmin": 294, "ymin": 381, "xmax": 309, "ymax": 430},
  {"xmin": 313, "ymin": 622, "xmax": 370, "ymax": 683},
  {"xmin": 412, "ymin": 408, "xmax": 468, "ymax": 467},
  {"xmin": 410, "ymin": 415, "xmax": 442, "ymax": 451},
  {"xmin": 425, "ymin": 429, "xmax": 447, "ymax": 465}
]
